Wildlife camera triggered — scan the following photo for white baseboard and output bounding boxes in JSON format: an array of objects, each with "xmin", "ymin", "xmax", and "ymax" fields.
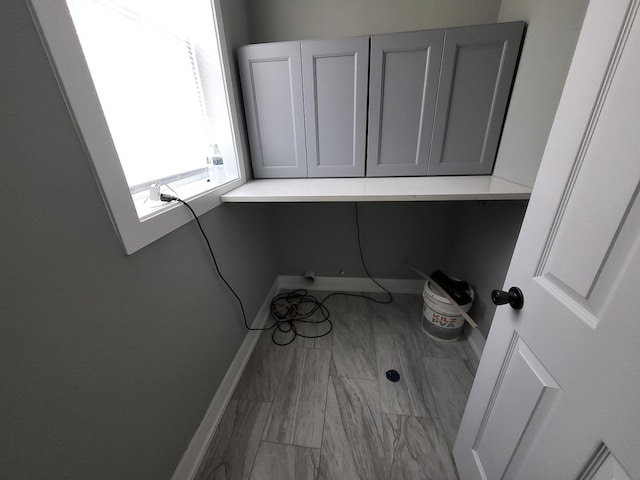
[
  {"xmin": 277, "ymin": 275, "xmax": 425, "ymax": 294},
  {"xmin": 464, "ymin": 324, "xmax": 486, "ymax": 360},
  {"xmin": 170, "ymin": 279, "xmax": 279, "ymax": 480}
]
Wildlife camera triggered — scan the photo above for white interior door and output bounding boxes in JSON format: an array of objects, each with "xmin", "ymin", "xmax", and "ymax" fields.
[{"xmin": 453, "ymin": 0, "xmax": 640, "ymax": 479}]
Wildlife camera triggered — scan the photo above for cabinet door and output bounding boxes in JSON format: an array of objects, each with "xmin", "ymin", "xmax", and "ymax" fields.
[
  {"xmin": 366, "ymin": 29, "xmax": 444, "ymax": 177},
  {"xmin": 428, "ymin": 22, "xmax": 524, "ymax": 175},
  {"xmin": 302, "ymin": 37, "xmax": 369, "ymax": 177},
  {"xmin": 237, "ymin": 42, "xmax": 307, "ymax": 178}
]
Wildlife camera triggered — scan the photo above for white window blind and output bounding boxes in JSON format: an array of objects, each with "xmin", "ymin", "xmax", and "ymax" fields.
[{"xmin": 66, "ymin": 0, "xmax": 214, "ymax": 187}]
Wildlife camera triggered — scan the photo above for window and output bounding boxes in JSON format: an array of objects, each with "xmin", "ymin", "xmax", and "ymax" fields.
[{"xmin": 27, "ymin": 0, "xmax": 246, "ymax": 254}]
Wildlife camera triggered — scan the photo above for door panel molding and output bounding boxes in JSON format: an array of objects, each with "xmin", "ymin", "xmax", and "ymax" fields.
[
  {"xmin": 535, "ymin": 0, "xmax": 640, "ymax": 279},
  {"xmin": 589, "ymin": 180, "xmax": 640, "ymax": 317},
  {"xmin": 428, "ymin": 22, "xmax": 523, "ymax": 175},
  {"xmin": 366, "ymin": 29, "xmax": 444, "ymax": 177},
  {"xmin": 302, "ymin": 37, "xmax": 368, "ymax": 178},
  {"xmin": 578, "ymin": 443, "xmax": 633, "ymax": 480},
  {"xmin": 534, "ymin": 274, "xmax": 598, "ymax": 329},
  {"xmin": 471, "ymin": 334, "xmax": 560, "ymax": 480},
  {"xmin": 238, "ymin": 42, "xmax": 308, "ymax": 178}
]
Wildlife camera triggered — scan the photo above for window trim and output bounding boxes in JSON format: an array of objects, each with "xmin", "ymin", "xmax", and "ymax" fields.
[{"xmin": 27, "ymin": 0, "xmax": 247, "ymax": 255}]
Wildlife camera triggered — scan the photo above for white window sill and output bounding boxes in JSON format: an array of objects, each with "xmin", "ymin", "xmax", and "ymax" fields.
[
  {"xmin": 132, "ymin": 176, "xmax": 235, "ymax": 219},
  {"xmin": 220, "ymin": 175, "xmax": 532, "ymax": 203}
]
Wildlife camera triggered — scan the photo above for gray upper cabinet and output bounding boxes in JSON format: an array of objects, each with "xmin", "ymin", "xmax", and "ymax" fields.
[
  {"xmin": 237, "ymin": 22, "xmax": 524, "ymax": 179},
  {"xmin": 237, "ymin": 42, "xmax": 307, "ymax": 178},
  {"xmin": 302, "ymin": 37, "xmax": 369, "ymax": 177},
  {"xmin": 366, "ymin": 29, "xmax": 445, "ymax": 177},
  {"xmin": 428, "ymin": 22, "xmax": 525, "ymax": 176}
]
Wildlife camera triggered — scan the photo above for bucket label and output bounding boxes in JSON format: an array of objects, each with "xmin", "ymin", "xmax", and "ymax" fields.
[
  {"xmin": 423, "ymin": 302, "xmax": 464, "ymax": 329},
  {"xmin": 430, "ymin": 312, "xmax": 461, "ymax": 328}
]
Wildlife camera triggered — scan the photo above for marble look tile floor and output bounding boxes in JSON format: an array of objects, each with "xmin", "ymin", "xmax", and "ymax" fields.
[{"xmin": 195, "ymin": 291, "xmax": 479, "ymax": 480}]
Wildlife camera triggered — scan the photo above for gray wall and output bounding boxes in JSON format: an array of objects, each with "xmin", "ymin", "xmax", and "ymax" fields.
[
  {"xmin": 0, "ymin": 1, "xmax": 277, "ymax": 479},
  {"xmin": 493, "ymin": 0, "xmax": 589, "ymax": 187},
  {"xmin": 271, "ymin": 202, "xmax": 461, "ymax": 279},
  {"xmin": 446, "ymin": 202, "xmax": 528, "ymax": 337},
  {"xmin": 245, "ymin": 0, "xmax": 502, "ymax": 43}
]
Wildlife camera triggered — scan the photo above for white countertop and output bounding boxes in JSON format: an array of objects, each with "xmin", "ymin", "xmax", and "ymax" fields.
[{"xmin": 220, "ymin": 176, "xmax": 531, "ymax": 203}]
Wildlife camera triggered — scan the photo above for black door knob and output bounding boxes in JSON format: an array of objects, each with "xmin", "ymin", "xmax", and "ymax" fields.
[{"xmin": 491, "ymin": 287, "xmax": 524, "ymax": 310}]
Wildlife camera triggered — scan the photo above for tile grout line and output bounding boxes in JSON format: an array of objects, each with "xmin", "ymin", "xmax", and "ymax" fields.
[
  {"xmin": 245, "ymin": 334, "xmax": 272, "ymax": 480},
  {"xmin": 316, "ymin": 362, "xmax": 334, "ymax": 480},
  {"xmin": 288, "ymin": 347, "xmax": 305, "ymax": 446},
  {"xmin": 250, "ymin": 333, "xmax": 290, "ymax": 480},
  {"xmin": 372, "ymin": 315, "xmax": 411, "ymax": 480},
  {"xmin": 371, "ymin": 325, "xmax": 392, "ymax": 480},
  {"xmin": 246, "ymin": 401, "xmax": 272, "ymax": 480}
]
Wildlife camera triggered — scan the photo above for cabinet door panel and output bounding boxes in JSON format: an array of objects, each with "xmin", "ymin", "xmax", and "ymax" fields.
[
  {"xmin": 367, "ymin": 29, "xmax": 444, "ymax": 177},
  {"xmin": 237, "ymin": 42, "xmax": 307, "ymax": 178},
  {"xmin": 302, "ymin": 38, "xmax": 369, "ymax": 177},
  {"xmin": 429, "ymin": 22, "xmax": 524, "ymax": 175}
]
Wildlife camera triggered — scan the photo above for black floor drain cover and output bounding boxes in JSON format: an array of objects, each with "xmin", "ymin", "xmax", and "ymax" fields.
[{"xmin": 385, "ymin": 369, "xmax": 400, "ymax": 382}]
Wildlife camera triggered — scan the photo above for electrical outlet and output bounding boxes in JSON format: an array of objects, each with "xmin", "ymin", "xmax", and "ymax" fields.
[{"xmin": 149, "ymin": 183, "xmax": 161, "ymax": 201}]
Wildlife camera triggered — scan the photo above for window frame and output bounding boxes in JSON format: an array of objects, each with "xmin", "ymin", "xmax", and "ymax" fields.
[{"xmin": 27, "ymin": 0, "xmax": 247, "ymax": 255}]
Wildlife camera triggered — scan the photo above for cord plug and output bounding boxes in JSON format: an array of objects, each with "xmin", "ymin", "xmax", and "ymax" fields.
[{"xmin": 160, "ymin": 194, "xmax": 179, "ymax": 202}]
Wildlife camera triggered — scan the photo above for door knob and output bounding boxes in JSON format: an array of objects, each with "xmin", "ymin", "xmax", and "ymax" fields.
[{"xmin": 491, "ymin": 287, "xmax": 524, "ymax": 310}]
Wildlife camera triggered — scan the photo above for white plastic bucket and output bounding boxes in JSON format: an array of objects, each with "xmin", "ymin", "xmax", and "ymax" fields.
[{"xmin": 422, "ymin": 280, "xmax": 474, "ymax": 341}]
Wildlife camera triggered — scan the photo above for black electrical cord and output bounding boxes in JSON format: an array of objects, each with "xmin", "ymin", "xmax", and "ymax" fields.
[
  {"xmin": 160, "ymin": 194, "xmax": 268, "ymax": 333},
  {"xmin": 161, "ymin": 195, "xmax": 393, "ymax": 346},
  {"xmin": 268, "ymin": 289, "xmax": 333, "ymax": 346},
  {"xmin": 354, "ymin": 202, "xmax": 393, "ymax": 303}
]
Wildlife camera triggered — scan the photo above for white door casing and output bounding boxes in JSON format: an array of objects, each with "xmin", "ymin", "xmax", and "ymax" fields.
[{"xmin": 453, "ymin": 0, "xmax": 640, "ymax": 479}]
